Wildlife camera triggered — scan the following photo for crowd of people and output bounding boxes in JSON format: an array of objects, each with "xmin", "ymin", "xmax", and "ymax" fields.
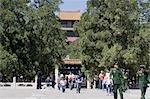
[
  {"xmin": 37, "ymin": 71, "xmax": 84, "ymax": 93},
  {"xmin": 91, "ymin": 64, "xmax": 125, "ymax": 98},
  {"xmin": 36, "ymin": 64, "xmax": 149, "ymax": 99},
  {"xmin": 57, "ymin": 72, "xmax": 83, "ymax": 93},
  {"xmin": 93, "ymin": 64, "xmax": 149, "ymax": 99}
]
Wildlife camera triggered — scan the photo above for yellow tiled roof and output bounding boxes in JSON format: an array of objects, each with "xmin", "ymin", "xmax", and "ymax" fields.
[{"xmin": 58, "ymin": 10, "xmax": 81, "ymax": 20}]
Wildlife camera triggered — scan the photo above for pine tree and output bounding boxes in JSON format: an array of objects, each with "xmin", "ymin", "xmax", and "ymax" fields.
[
  {"xmin": 0, "ymin": 0, "xmax": 65, "ymax": 80},
  {"xmin": 75, "ymin": 0, "xmax": 149, "ymax": 75}
]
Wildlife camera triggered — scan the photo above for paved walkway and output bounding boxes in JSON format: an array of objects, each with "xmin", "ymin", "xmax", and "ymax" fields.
[{"xmin": 0, "ymin": 88, "xmax": 149, "ymax": 99}]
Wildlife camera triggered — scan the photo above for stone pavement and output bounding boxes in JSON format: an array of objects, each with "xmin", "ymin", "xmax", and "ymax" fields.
[{"xmin": 0, "ymin": 87, "xmax": 149, "ymax": 99}]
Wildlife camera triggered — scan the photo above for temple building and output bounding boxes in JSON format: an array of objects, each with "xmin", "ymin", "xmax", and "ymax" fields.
[
  {"xmin": 58, "ymin": 10, "xmax": 80, "ymax": 42},
  {"xmin": 54, "ymin": 10, "xmax": 87, "ymax": 87},
  {"xmin": 58, "ymin": 10, "xmax": 81, "ymax": 75}
]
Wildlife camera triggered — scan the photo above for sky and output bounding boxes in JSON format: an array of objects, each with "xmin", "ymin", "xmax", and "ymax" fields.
[{"xmin": 59, "ymin": 0, "xmax": 87, "ymax": 13}]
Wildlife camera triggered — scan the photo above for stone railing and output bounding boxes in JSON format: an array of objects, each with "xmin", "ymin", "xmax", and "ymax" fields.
[
  {"xmin": 0, "ymin": 77, "xmax": 37, "ymax": 89},
  {"xmin": 0, "ymin": 77, "xmax": 52, "ymax": 89},
  {"xmin": 0, "ymin": 82, "xmax": 49, "ymax": 89},
  {"xmin": 0, "ymin": 82, "xmax": 36, "ymax": 89}
]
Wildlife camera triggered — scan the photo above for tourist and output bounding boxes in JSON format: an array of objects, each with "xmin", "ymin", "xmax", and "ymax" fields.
[
  {"xmin": 37, "ymin": 71, "xmax": 42, "ymax": 89},
  {"xmin": 75, "ymin": 73, "xmax": 83, "ymax": 93},
  {"xmin": 94, "ymin": 73, "xmax": 99, "ymax": 88},
  {"xmin": 57, "ymin": 74, "xmax": 61, "ymax": 90},
  {"xmin": 99, "ymin": 70, "xmax": 105, "ymax": 89},
  {"xmin": 45, "ymin": 76, "xmax": 51, "ymax": 88},
  {"xmin": 59, "ymin": 74, "xmax": 67, "ymax": 93},
  {"xmin": 68, "ymin": 72, "xmax": 75, "ymax": 90},
  {"xmin": 104, "ymin": 69, "xmax": 112, "ymax": 95},
  {"xmin": 50, "ymin": 73, "xmax": 55, "ymax": 88}
]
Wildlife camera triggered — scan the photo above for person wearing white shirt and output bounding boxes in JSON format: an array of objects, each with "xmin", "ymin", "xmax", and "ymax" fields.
[
  {"xmin": 104, "ymin": 70, "xmax": 113, "ymax": 95},
  {"xmin": 59, "ymin": 74, "xmax": 66, "ymax": 93}
]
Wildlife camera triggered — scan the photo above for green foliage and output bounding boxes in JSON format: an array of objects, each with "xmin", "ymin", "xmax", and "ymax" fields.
[
  {"xmin": 0, "ymin": 44, "xmax": 18, "ymax": 81},
  {"xmin": 0, "ymin": 0, "xmax": 65, "ymax": 80},
  {"xmin": 65, "ymin": 39, "xmax": 81, "ymax": 59},
  {"xmin": 75, "ymin": 0, "xmax": 150, "ymax": 75}
]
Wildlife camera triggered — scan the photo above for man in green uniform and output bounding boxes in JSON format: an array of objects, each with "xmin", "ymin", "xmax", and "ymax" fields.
[
  {"xmin": 123, "ymin": 70, "xmax": 129, "ymax": 91},
  {"xmin": 137, "ymin": 65, "xmax": 149, "ymax": 99},
  {"xmin": 110, "ymin": 64, "xmax": 124, "ymax": 99}
]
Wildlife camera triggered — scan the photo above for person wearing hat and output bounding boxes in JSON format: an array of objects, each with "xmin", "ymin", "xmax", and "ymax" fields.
[
  {"xmin": 110, "ymin": 64, "xmax": 124, "ymax": 99},
  {"xmin": 137, "ymin": 65, "xmax": 149, "ymax": 99}
]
